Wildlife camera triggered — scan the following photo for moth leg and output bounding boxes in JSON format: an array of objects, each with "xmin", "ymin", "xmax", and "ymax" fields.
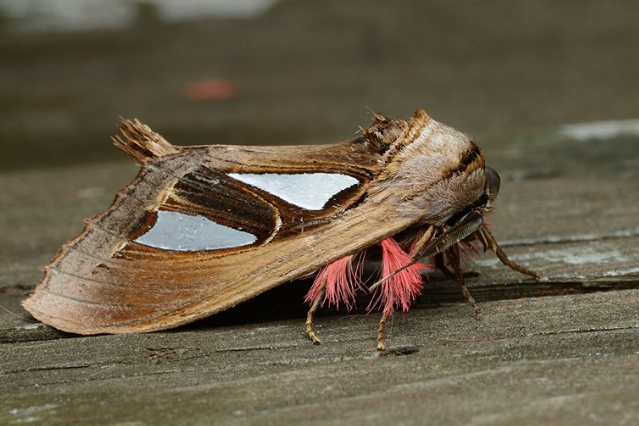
[
  {"xmin": 434, "ymin": 252, "xmax": 454, "ymax": 277},
  {"xmin": 305, "ymin": 286, "xmax": 325, "ymax": 345},
  {"xmin": 478, "ymin": 225, "xmax": 539, "ymax": 279},
  {"xmin": 409, "ymin": 225, "xmax": 435, "ymax": 258},
  {"xmin": 446, "ymin": 245, "xmax": 483, "ymax": 320},
  {"xmin": 440, "ymin": 250, "xmax": 482, "ymax": 278},
  {"xmin": 377, "ymin": 312, "xmax": 389, "ymax": 351},
  {"xmin": 436, "ymin": 251, "xmax": 481, "ymax": 279}
]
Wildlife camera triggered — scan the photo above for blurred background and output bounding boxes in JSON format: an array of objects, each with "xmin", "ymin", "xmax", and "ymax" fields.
[{"xmin": 1, "ymin": 0, "xmax": 639, "ymax": 171}]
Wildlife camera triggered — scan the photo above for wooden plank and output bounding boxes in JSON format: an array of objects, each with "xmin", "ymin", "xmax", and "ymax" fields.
[
  {"xmin": 2, "ymin": 128, "xmax": 639, "ymax": 425},
  {"xmin": 2, "ymin": 0, "xmax": 639, "ymax": 421}
]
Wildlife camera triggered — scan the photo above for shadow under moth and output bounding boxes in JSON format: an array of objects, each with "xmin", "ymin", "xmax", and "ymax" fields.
[{"xmin": 23, "ymin": 109, "xmax": 538, "ymax": 350}]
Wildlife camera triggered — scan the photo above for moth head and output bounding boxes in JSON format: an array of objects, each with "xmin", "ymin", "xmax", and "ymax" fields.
[
  {"xmin": 475, "ymin": 166, "xmax": 502, "ymax": 217},
  {"xmin": 445, "ymin": 166, "xmax": 501, "ymax": 229}
]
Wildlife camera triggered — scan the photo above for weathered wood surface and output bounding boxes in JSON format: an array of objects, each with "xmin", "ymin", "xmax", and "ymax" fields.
[
  {"xmin": 3, "ymin": 0, "xmax": 639, "ymax": 423},
  {"xmin": 1, "ymin": 130, "xmax": 638, "ymax": 425}
]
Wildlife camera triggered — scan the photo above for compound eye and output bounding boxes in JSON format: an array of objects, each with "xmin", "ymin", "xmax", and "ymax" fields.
[{"xmin": 485, "ymin": 167, "xmax": 501, "ymax": 202}]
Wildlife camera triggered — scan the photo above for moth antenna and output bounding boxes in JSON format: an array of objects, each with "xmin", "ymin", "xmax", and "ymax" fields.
[
  {"xmin": 111, "ymin": 117, "xmax": 180, "ymax": 164},
  {"xmin": 371, "ymin": 215, "xmax": 484, "ymax": 290},
  {"xmin": 415, "ymin": 212, "xmax": 484, "ymax": 260}
]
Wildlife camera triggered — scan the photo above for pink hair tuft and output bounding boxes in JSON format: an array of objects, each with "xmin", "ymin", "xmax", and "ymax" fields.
[
  {"xmin": 459, "ymin": 240, "xmax": 481, "ymax": 261},
  {"xmin": 305, "ymin": 253, "xmax": 366, "ymax": 311},
  {"xmin": 369, "ymin": 238, "xmax": 430, "ymax": 316}
]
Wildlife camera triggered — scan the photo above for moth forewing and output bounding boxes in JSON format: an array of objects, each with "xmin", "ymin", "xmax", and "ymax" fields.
[
  {"xmin": 26, "ymin": 202, "xmax": 415, "ymax": 334},
  {"xmin": 22, "ymin": 119, "xmax": 415, "ymax": 334},
  {"xmin": 23, "ymin": 110, "xmax": 538, "ymax": 351}
]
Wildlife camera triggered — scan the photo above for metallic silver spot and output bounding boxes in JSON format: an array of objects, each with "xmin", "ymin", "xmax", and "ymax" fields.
[
  {"xmin": 228, "ymin": 173, "xmax": 359, "ymax": 210},
  {"xmin": 135, "ymin": 210, "xmax": 257, "ymax": 251}
]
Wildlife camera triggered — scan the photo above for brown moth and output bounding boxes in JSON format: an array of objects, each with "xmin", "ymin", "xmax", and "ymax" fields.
[{"xmin": 23, "ymin": 110, "xmax": 538, "ymax": 350}]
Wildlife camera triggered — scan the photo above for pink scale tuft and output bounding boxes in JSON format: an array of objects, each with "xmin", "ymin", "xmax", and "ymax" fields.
[
  {"xmin": 370, "ymin": 238, "xmax": 430, "ymax": 316},
  {"xmin": 460, "ymin": 240, "xmax": 481, "ymax": 260},
  {"xmin": 305, "ymin": 253, "xmax": 366, "ymax": 311}
]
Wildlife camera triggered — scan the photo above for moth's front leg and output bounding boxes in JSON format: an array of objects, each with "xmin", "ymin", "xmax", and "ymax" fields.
[
  {"xmin": 435, "ymin": 252, "xmax": 481, "ymax": 279},
  {"xmin": 478, "ymin": 225, "xmax": 539, "ymax": 279},
  {"xmin": 409, "ymin": 225, "xmax": 435, "ymax": 258},
  {"xmin": 434, "ymin": 252, "xmax": 453, "ymax": 277},
  {"xmin": 445, "ymin": 245, "xmax": 483, "ymax": 320}
]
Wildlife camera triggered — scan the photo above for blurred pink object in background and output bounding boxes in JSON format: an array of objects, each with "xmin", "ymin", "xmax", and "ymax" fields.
[{"xmin": 186, "ymin": 79, "xmax": 238, "ymax": 100}]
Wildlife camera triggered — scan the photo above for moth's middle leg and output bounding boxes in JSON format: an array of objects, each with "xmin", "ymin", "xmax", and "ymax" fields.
[
  {"xmin": 305, "ymin": 286, "xmax": 325, "ymax": 344},
  {"xmin": 377, "ymin": 311, "xmax": 389, "ymax": 351}
]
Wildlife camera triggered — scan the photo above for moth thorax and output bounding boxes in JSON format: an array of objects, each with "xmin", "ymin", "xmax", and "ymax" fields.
[{"xmin": 400, "ymin": 167, "xmax": 488, "ymax": 227}]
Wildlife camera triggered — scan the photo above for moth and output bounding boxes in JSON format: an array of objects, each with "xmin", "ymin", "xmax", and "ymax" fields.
[{"xmin": 23, "ymin": 110, "xmax": 538, "ymax": 350}]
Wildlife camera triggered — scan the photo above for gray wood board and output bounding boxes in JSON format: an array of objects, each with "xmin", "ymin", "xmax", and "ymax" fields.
[{"xmin": 1, "ymin": 133, "xmax": 639, "ymax": 425}]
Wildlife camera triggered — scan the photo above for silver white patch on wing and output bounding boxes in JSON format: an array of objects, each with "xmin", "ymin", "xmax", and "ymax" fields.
[
  {"xmin": 228, "ymin": 173, "xmax": 359, "ymax": 210},
  {"xmin": 135, "ymin": 210, "xmax": 257, "ymax": 251}
]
